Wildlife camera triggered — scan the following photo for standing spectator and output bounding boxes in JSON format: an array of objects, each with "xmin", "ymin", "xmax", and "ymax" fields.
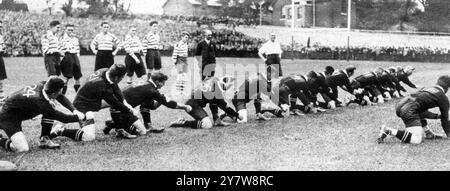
[
  {"xmin": 90, "ymin": 21, "xmax": 121, "ymax": 71},
  {"xmin": 194, "ymin": 29, "xmax": 226, "ymax": 126},
  {"xmin": 120, "ymin": 25, "xmax": 145, "ymax": 85},
  {"xmin": 143, "ymin": 21, "xmax": 162, "ymax": 78},
  {"xmin": 60, "ymin": 24, "xmax": 82, "ymax": 94},
  {"xmin": 171, "ymin": 31, "xmax": 191, "ymax": 99},
  {"xmin": 258, "ymin": 33, "xmax": 283, "ymax": 91},
  {"xmin": 41, "ymin": 20, "xmax": 62, "ymax": 77},
  {"xmin": 195, "ymin": 29, "xmax": 217, "ymax": 80},
  {"xmin": 0, "ymin": 21, "xmax": 6, "ymax": 103}
]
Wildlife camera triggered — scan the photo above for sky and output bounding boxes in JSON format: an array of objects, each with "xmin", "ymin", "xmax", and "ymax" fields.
[{"xmin": 17, "ymin": 0, "xmax": 167, "ymax": 15}]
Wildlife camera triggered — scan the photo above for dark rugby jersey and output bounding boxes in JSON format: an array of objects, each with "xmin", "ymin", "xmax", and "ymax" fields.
[
  {"xmin": 410, "ymin": 86, "xmax": 449, "ymax": 134},
  {"xmin": 327, "ymin": 70, "xmax": 353, "ymax": 93},
  {"xmin": 397, "ymin": 71, "xmax": 417, "ymax": 88},
  {"xmin": 121, "ymin": 80, "xmax": 178, "ymax": 109},
  {"xmin": 189, "ymin": 77, "xmax": 239, "ymax": 118},
  {"xmin": 377, "ymin": 71, "xmax": 405, "ymax": 92},
  {"xmin": 234, "ymin": 75, "xmax": 270, "ymax": 100},
  {"xmin": 352, "ymin": 71, "xmax": 379, "ymax": 89},
  {"xmin": 279, "ymin": 75, "xmax": 313, "ymax": 106},
  {"xmin": 1, "ymin": 81, "xmax": 78, "ymax": 122},
  {"xmin": 73, "ymin": 69, "xmax": 130, "ymax": 113}
]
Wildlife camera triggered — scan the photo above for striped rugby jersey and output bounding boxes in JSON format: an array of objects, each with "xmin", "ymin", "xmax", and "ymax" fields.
[
  {"xmin": 143, "ymin": 32, "xmax": 160, "ymax": 50},
  {"xmin": 41, "ymin": 30, "xmax": 61, "ymax": 55},
  {"xmin": 90, "ymin": 32, "xmax": 121, "ymax": 51},
  {"xmin": 0, "ymin": 34, "xmax": 4, "ymax": 52},
  {"xmin": 60, "ymin": 33, "xmax": 80, "ymax": 54},
  {"xmin": 172, "ymin": 40, "xmax": 188, "ymax": 60},
  {"xmin": 121, "ymin": 34, "xmax": 143, "ymax": 54}
]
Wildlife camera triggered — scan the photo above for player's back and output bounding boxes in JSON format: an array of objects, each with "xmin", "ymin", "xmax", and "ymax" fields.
[
  {"xmin": 122, "ymin": 82, "xmax": 156, "ymax": 107},
  {"xmin": 410, "ymin": 86, "xmax": 449, "ymax": 112},
  {"xmin": 1, "ymin": 82, "xmax": 50, "ymax": 120},
  {"xmin": 280, "ymin": 74, "xmax": 308, "ymax": 91},
  {"xmin": 73, "ymin": 69, "xmax": 109, "ymax": 112}
]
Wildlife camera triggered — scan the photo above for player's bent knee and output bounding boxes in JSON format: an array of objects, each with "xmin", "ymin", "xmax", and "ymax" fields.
[
  {"xmin": 10, "ymin": 132, "xmax": 29, "ymax": 152},
  {"xmin": 200, "ymin": 117, "xmax": 213, "ymax": 129},
  {"xmin": 133, "ymin": 121, "xmax": 147, "ymax": 135},
  {"xmin": 408, "ymin": 126, "xmax": 424, "ymax": 144},
  {"xmin": 238, "ymin": 109, "xmax": 248, "ymax": 122},
  {"xmin": 81, "ymin": 124, "xmax": 96, "ymax": 141}
]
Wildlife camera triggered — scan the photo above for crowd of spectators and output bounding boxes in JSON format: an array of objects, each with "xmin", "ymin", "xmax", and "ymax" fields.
[{"xmin": 2, "ymin": 10, "xmax": 450, "ymax": 63}]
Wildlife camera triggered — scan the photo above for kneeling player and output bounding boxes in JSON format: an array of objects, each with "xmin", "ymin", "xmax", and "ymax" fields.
[
  {"xmin": 377, "ymin": 75, "xmax": 450, "ymax": 144},
  {"xmin": 104, "ymin": 72, "xmax": 192, "ymax": 138},
  {"xmin": 50, "ymin": 64, "xmax": 139, "ymax": 141},
  {"xmin": 170, "ymin": 76, "xmax": 242, "ymax": 129},
  {"xmin": 281, "ymin": 72, "xmax": 323, "ymax": 115},
  {"xmin": 0, "ymin": 77, "xmax": 84, "ymax": 152}
]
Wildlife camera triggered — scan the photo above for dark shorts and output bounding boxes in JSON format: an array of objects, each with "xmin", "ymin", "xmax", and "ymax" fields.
[
  {"xmin": 186, "ymin": 99, "xmax": 208, "ymax": 120},
  {"xmin": 110, "ymin": 108, "xmax": 139, "ymax": 131},
  {"xmin": 201, "ymin": 62, "xmax": 216, "ymax": 80},
  {"xmin": 44, "ymin": 53, "xmax": 61, "ymax": 76},
  {"xmin": 266, "ymin": 54, "xmax": 282, "ymax": 78},
  {"xmin": 232, "ymin": 98, "xmax": 248, "ymax": 111},
  {"xmin": 95, "ymin": 50, "xmax": 114, "ymax": 71},
  {"xmin": 0, "ymin": 55, "xmax": 7, "ymax": 80},
  {"xmin": 0, "ymin": 110, "xmax": 22, "ymax": 137},
  {"xmin": 61, "ymin": 53, "xmax": 82, "ymax": 80},
  {"xmin": 145, "ymin": 49, "xmax": 161, "ymax": 70},
  {"xmin": 125, "ymin": 53, "xmax": 146, "ymax": 78},
  {"xmin": 175, "ymin": 57, "xmax": 188, "ymax": 65},
  {"xmin": 395, "ymin": 97, "xmax": 422, "ymax": 127}
]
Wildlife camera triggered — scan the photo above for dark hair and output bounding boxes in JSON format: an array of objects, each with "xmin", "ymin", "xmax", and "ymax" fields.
[
  {"xmin": 50, "ymin": 20, "xmax": 60, "ymax": 27},
  {"xmin": 345, "ymin": 65, "xmax": 356, "ymax": 74},
  {"xmin": 437, "ymin": 75, "xmax": 450, "ymax": 92},
  {"xmin": 325, "ymin": 66, "xmax": 335, "ymax": 75},
  {"xmin": 150, "ymin": 21, "xmax": 158, "ymax": 26},
  {"xmin": 151, "ymin": 72, "xmax": 169, "ymax": 82},
  {"xmin": 45, "ymin": 76, "xmax": 65, "ymax": 94},
  {"xmin": 306, "ymin": 71, "xmax": 318, "ymax": 79},
  {"xmin": 108, "ymin": 64, "xmax": 127, "ymax": 78},
  {"xmin": 101, "ymin": 21, "xmax": 109, "ymax": 27},
  {"xmin": 66, "ymin": 24, "xmax": 74, "ymax": 28}
]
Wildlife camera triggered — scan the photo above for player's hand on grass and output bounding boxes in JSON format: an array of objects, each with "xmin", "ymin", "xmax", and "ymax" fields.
[
  {"xmin": 73, "ymin": 110, "xmax": 85, "ymax": 121},
  {"xmin": 85, "ymin": 111, "xmax": 95, "ymax": 120},
  {"xmin": 183, "ymin": 105, "xmax": 192, "ymax": 113}
]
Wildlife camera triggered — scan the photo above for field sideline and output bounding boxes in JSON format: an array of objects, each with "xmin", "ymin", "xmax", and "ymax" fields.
[{"xmin": 1, "ymin": 56, "xmax": 450, "ymax": 171}]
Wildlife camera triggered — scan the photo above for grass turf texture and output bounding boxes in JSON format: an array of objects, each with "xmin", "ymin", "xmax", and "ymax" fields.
[{"xmin": 0, "ymin": 56, "xmax": 449, "ymax": 171}]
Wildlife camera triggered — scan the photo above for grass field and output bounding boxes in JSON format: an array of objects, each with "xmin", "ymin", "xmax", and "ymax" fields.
[{"xmin": 1, "ymin": 56, "xmax": 450, "ymax": 171}]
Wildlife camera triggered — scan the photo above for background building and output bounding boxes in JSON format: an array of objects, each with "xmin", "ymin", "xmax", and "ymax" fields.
[{"xmin": 162, "ymin": 0, "xmax": 222, "ymax": 17}]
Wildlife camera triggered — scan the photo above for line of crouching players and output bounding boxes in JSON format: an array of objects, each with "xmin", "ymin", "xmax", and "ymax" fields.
[{"xmin": 1, "ymin": 62, "xmax": 447, "ymax": 153}]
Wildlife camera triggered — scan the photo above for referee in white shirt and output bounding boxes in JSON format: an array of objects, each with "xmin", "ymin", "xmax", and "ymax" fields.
[{"xmin": 258, "ymin": 33, "xmax": 283, "ymax": 88}]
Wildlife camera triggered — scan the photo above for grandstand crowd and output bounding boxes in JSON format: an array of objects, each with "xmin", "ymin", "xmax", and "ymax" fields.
[{"xmin": 1, "ymin": 10, "xmax": 450, "ymax": 62}]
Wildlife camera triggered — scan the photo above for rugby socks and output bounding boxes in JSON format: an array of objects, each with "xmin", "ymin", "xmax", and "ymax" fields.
[
  {"xmin": 74, "ymin": 80, "xmax": 81, "ymax": 92},
  {"xmin": 62, "ymin": 85, "xmax": 68, "ymax": 95},
  {"xmin": 41, "ymin": 118, "xmax": 54, "ymax": 138},
  {"xmin": 0, "ymin": 138, "xmax": 12, "ymax": 151},
  {"xmin": 254, "ymin": 98, "xmax": 262, "ymax": 114},
  {"xmin": 0, "ymin": 80, "xmax": 4, "ymax": 101},
  {"xmin": 388, "ymin": 129, "xmax": 412, "ymax": 143},
  {"xmin": 261, "ymin": 108, "xmax": 283, "ymax": 117},
  {"xmin": 140, "ymin": 108, "xmax": 151, "ymax": 124},
  {"xmin": 59, "ymin": 129, "xmax": 84, "ymax": 141},
  {"xmin": 170, "ymin": 120, "xmax": 197, "ymax": 128},
  {"xmin": 210, "ymin": 104, "xmax": 219, "ymax": 121}
]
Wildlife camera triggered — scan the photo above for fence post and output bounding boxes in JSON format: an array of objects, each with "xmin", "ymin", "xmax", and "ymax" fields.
[{"xmin": 291, "ymin": 35, "xmax": 294, "ymax": 60}]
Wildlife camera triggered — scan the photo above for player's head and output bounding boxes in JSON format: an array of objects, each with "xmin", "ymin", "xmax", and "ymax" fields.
[
  {"xmin": 374, "ymin": 67, "xmax": 386, "ymax": 76},
  {"xmin": 44, "ymin": 76, "xmax": 65, "ymax": 98},
  {"xmin": 181, "ymin": 31, "xmax": 190, "ymax": 42},
  {"xmin": 49, "ymin": 20, "xmax": 61, "ymax": 33},
  {"xmin": 345, "ymin": 65, "xmax": 356, "ymax": 77},
  {"xmin": 150, "ymin": 72, "xmax": 169, "ymax": 89},
  {"xmin": 107, "ymin": 64, "xmax": 127, "ymax": 84},
  {"xmin": 387, "ymin": 66, "xmax": 396, "ymax": 74},
  {"xmin": 437, "ymin": 75, "xmax": 450, "ymax": 93},
  {"xmin": 270, "ymin": 33, "xmax": 276, "ymax": 42},
  {"xmin": 66, "ymin": 24, "xmax": 74, "ymax": 36},
  {"xmin": 404, "ymin": 65, "xmax": 415, "ymax": 76},
  {"xmin": 325, "ymin": 66, "xmax": 335, "ymax": 76},
  {"xmin": 204, "ymin": 30, "xmax": 212, "ymax": 40},
  {"xmin": 150, "ymin": 21, "xmax": 159, "ymax": 32},
  {"xmin": 306, "ymin": 71, "xmax": 318, "ymax": 80},
  {"xmin": 101, "ymin": 21, "xmax": 110, "ymax": 33},
  {"xmin": 129, "ymin": 25, "xmax": 137, "ymax": 36}
]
